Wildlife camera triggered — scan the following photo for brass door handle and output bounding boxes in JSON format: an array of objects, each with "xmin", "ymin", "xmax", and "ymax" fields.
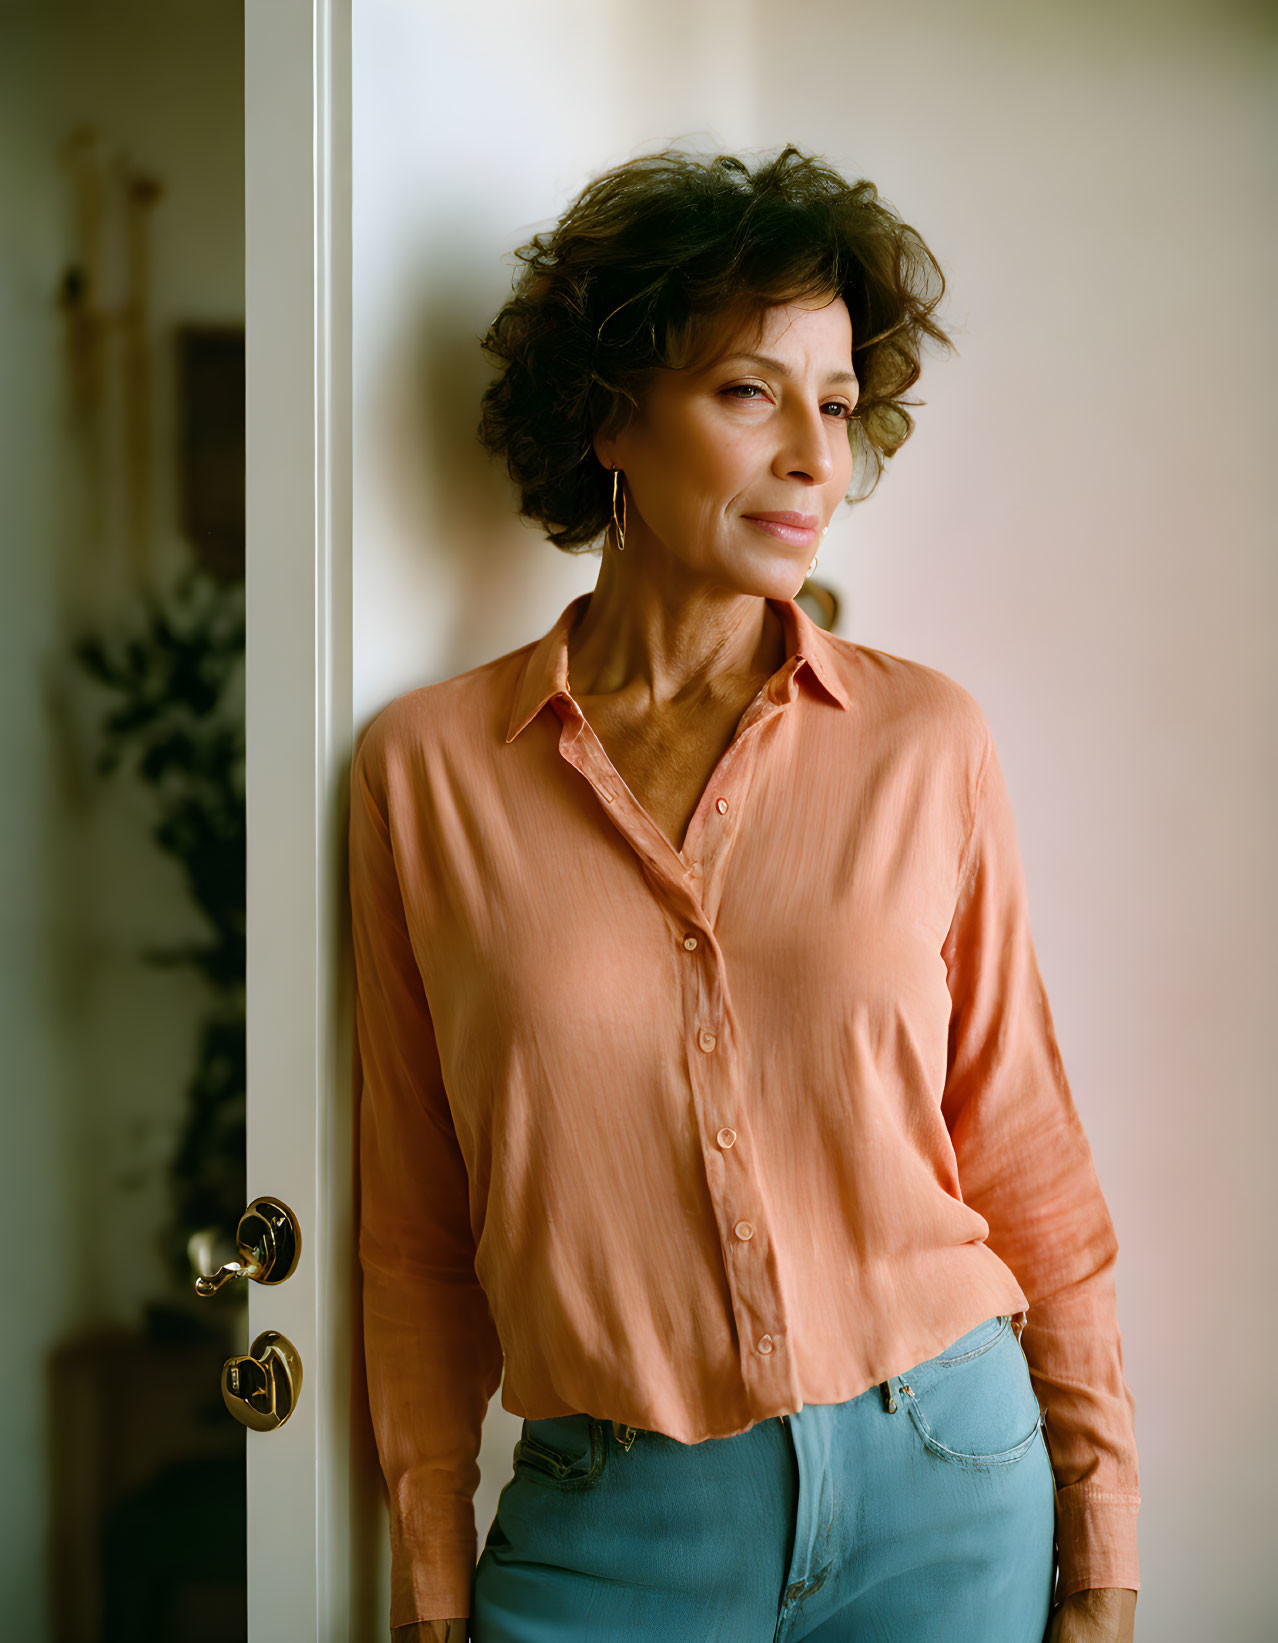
[
  {"xmin": 193, "ymin": 1196, "xmax": 302, "ymax": 1297},
  {"xmin": 221, "ymin": 1329, "xmax": 303, "ymax": 1431}
]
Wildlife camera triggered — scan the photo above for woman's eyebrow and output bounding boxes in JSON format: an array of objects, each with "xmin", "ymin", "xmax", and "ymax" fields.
[{"xmin": 713, "ymin": 350, "xmax": 858, "ymax": 386}]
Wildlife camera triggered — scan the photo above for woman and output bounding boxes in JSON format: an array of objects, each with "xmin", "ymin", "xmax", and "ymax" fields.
[{"xmin": 348, "ymin": 146, "xmax": 1140, "ymax": 1643}]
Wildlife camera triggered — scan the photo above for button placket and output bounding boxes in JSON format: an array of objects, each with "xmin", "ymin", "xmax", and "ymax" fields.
[
  {"xmin": 687, "ymin": 697, "xmax": 787, "ymax": 927},
  {"xmin": 559, "ymin": 685, "xmax": 791, "ymax": 1396},
  {"xmin": 693, "ymin": 1034, "xmax": 783, "ymax": 1376},
  {"xmin": 685, "ymin": 933, "xmax": 760, "ymax": 1327},
  {"xmin": 678, "ymin": 696, "xmax": 765, "ymax": 892}
]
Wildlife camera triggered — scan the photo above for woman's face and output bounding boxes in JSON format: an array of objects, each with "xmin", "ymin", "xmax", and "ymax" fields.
[{"xmin": 593, "ymin": 294, "xmax": 858, "ymax": 596}]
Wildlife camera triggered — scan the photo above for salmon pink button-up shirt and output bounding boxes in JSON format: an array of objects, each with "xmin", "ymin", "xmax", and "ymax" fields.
[{"xmin": 348, "ymin": 590, "xmax": 1141, "ymax": 1628}]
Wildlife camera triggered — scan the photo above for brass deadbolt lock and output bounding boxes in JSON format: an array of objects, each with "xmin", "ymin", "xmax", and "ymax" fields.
[{"xmin": 221, "ymin": 1329, "xmax": 304, "ymax": 1431}]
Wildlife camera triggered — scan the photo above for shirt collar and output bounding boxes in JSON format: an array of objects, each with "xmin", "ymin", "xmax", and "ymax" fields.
[{"xmin": 505, "ymin": 591, "xmax": 852, "ymax": 744}]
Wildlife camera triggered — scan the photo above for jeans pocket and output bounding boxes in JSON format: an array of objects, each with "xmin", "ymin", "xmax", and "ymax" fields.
[
  {"xmin": 925, "ymin": 1311, "xmax": 1010, "ymax": 1368},
  {"xmin": 512, "ymin": 1415, "xmax": 606, "ymax": 1491},
  {"xmin": 900, "ymin": 1318, "xmax": 1046, "ymax": 1471}
]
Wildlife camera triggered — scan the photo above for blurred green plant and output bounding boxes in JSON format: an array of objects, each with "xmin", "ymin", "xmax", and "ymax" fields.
[{"xmin": 72, "ymin": 564, "xmax": 246, "ymax": 1305}]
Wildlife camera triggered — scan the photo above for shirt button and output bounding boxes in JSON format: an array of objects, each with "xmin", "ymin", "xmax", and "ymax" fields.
[
  {"xmin": 757, "ymin": 1334, "xmax": 774, "ymax": 1354},
  {"xmin": 716, "ymin": 1126, "xmax": 737, "ymax": 1148},
  {"xmin": 715, "ymin": 797, "xmax": 729, "ymax": 815},
  {"xmin": 734, "ymin": 1220, "xmax": 754, "ymax": 1241},
  {"xmin": 698, "ymin": 1030, "xmax": 717, "ymax": 1052},
  {"xmin": 683, "ymin": 935, "xmax": 698, "ymax": 951}
]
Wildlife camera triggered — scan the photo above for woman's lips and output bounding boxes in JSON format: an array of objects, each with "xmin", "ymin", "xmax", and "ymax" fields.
[{"xmin": 742, "ymin": 515, "xmax": 819, "ymax": 546}]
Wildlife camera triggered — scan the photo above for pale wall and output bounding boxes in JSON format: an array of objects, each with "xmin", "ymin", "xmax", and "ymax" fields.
[{"xmin": 351, "ymin": 1, "xmax": 1277, "ymax": 1636}]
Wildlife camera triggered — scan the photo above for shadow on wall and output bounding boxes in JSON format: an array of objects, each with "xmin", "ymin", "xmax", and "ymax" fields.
[
  {"xmin": 415, "ymin": 258, "xmax": 534, "ymax": 671},
  {"xmin": 357, "ymin": 222, "xmax": 544, "ymax": 681}
]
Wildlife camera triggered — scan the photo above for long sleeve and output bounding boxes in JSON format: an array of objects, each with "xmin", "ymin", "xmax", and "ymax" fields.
[
  {"xmin": 349, "ymin": 722, "xmax": 505, "ymax": 1627},
  {"xmin": 940, "ymin": 723, "xmax": 1141, "ymax": 1600}
]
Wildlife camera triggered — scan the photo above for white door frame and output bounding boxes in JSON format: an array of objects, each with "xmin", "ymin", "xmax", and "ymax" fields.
[{"xmin": 245, "ymin": 2, "xmax": 379, "ymax": 1638}]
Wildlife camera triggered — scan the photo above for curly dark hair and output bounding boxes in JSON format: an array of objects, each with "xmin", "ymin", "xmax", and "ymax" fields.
[{"xmin": 476, "ymin": 143, "xmax": 954, "ymax": 552}]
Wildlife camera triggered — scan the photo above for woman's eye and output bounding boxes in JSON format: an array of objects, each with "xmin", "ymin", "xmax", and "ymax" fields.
[{"xmin": 721, "ymin": 384, "xmax": 854, "ymax": 419}]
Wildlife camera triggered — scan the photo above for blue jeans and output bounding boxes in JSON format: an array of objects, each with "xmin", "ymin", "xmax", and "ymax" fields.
[{"xmin": 471, "ymin": 1313, "xmax": 1057, "ymax": 1641}]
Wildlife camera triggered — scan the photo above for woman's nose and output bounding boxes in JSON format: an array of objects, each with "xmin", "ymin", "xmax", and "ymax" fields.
[{"xmin": 774, "ymin": 408, "xmax": 836, "ymax": 484}]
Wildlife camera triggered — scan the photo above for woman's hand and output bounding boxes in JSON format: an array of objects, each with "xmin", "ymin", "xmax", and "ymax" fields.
[
  {"xmin": 390, "ymin": 1620, "xmax": 467, "ymax": 1642},
  {"xmin": 1043, "ymin": 1588, "xmax": 1137, "ymax": 1642}
]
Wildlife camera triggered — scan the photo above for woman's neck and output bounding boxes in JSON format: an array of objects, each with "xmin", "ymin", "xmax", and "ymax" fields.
[{"xmin": 566, "ymin": 549, "xmax": 788, "ymax": 716}]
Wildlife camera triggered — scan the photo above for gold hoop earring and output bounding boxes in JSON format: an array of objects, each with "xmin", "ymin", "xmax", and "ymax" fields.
[{"xmin": 611, "ymin": 467, "xmax": 627, "ymax": 552}]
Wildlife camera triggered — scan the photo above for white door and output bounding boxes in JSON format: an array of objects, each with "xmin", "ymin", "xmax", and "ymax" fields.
[{"xmin": 243, "ymin": 2, "xmax": 384, "ymax": 1638}]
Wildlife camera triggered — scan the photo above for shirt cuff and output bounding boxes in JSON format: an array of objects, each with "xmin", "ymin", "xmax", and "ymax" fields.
[
  {"xmin": 388, "ymin": 1489, "xmax": 477, "ymax": 1628},
  {"xmin": 1054, "ymin": 1480, "xmax": 1141, "ymax": 1599}
]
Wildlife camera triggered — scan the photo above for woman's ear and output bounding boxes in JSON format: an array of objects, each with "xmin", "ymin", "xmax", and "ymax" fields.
[{"xmin": 591, "ymin": 397, "xmax": 638, "ymax": 473}]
